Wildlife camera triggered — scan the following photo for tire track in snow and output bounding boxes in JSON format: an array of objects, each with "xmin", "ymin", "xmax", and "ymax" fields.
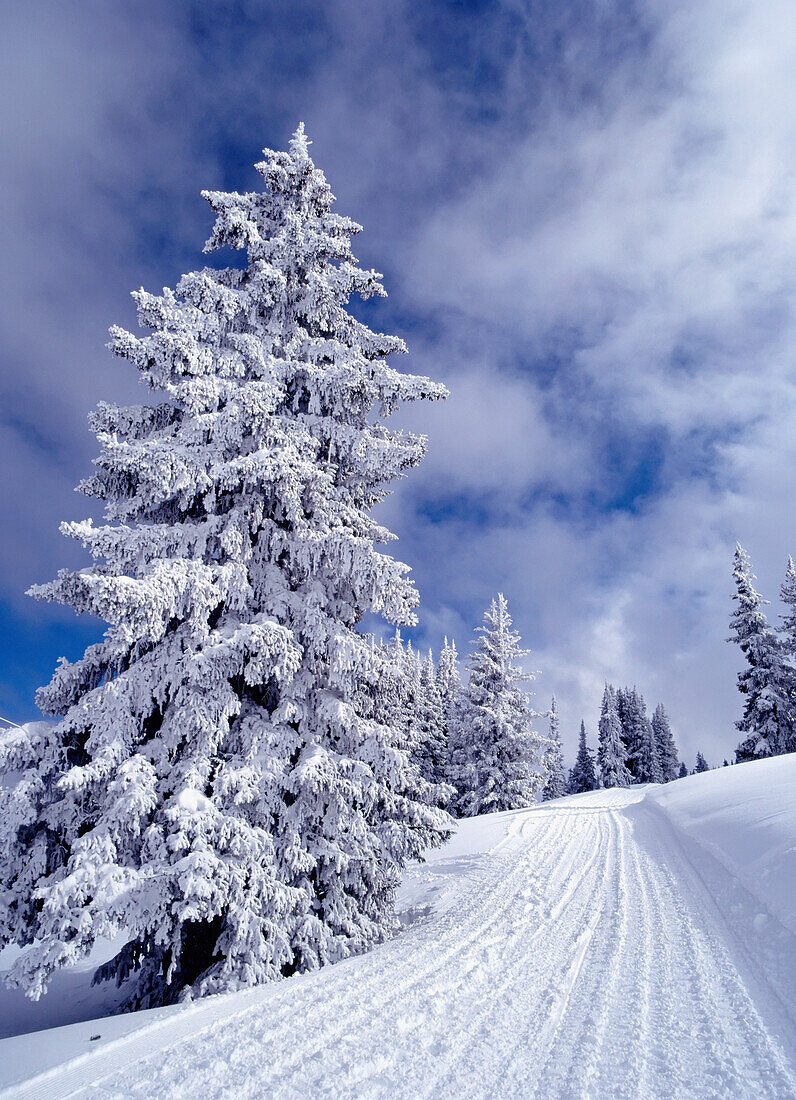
[
  {"xmin": 307, "ymin": 808, "xmax": 586, "ymax": 1098},
  {"xmin": 477, "ymin": 810, "xmax": 615, "ymax": 1096},
  {"xmin": 412, "ymin": 809, "xmax": 610, "ymax": 1098},
  {"xmin": 521, "ymin": 808, "xmax": 625, "ymax": 1099}
]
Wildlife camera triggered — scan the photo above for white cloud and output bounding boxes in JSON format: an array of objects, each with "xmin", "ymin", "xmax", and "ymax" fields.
[{"xmin": 2, "ymin": 0, "xmax": 794, "ymax": 768}]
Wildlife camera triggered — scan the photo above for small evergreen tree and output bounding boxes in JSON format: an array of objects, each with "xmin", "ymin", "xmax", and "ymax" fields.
[
  {"xmin": 449, "ymin": 595, "xmax": 544, "ymax": 816},
  {"xmin": 694, "ymin": 752, "xmax": 709, "ymax": 773},
  {"xmin": 678, "ymin": 761, "xmax": 688, "ymax": 779},
  {"xmin": 542, "ymin": 696, "xmax": 567, "ymax": 800},
  {"xmin": 651, "ymin": 704, "xmax": 679, "ymax": 783},
  {"xmin": 0, "ymin": 127, "xmax": 451, "ymax": 1007},
  {"xmin": 729, "ymin": 544, "xmax": 793, "ymax": 761},
  {"xmin": 569, "ymin": 720, "xmax": 598, "ymax": 793},
  {"xmin": 597, "ymin": 683, "xmax": 630, "ymax": 788}
]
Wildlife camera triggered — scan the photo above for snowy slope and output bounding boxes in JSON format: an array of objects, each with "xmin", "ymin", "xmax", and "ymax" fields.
[
  {"xmin": 2, "ymin": 760, "xmax": 796, "ymax": 1098},
  {"xmin": 649, "ymin": 754, "xmax": 796, "ymax": 932}
]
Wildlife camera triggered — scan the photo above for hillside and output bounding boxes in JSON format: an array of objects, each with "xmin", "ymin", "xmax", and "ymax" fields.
[{"xmin": 2, "ymin": 757, "xmax": 795, "ymax": 1098}]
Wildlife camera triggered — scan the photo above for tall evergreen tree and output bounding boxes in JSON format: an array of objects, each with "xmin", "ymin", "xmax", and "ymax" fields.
[
  {"xmin": 372, "ymin": 630, "xmax": 406, "ymax": 735},
  {"xmin": 597, "ymin": 683, "xmax": 630, "ymax": 788},
  {"xmin": 777, "ymin": 557, "xmax": 796, "ymax": 753},
  {"xmin": 780, "ymin": 557, "xmax": 796, "ymax": 656},
  {"xmin": 621, "ymin": 688, "xmax": 659, "ymax": 783},
  {"xmin": 414, "ymin": 651, "xmax": 450, "ymax": 801},
  {"xmin": 0, "ymin": 127, "xmax": 451, "ymax": 1007},
  {"xmin": 651, "ymin": 704, "xmax": 679, "ymax": 783},
  {"xmin": 435, "ymin": 637, "xmax": 461, "ymax": 786},
  {"xmin": 402, "ymin": 641, "xmax": 425, "ymax": 755},
  {"xmin": 435, "ymin": 637, "xmax": 461, "ymax": 716},
  {"xmin": 615, "ymin": 686, "xmax": 631, "ymax": 762},
  {"xmin": 542, "ymin": 695, "xmax": 567, "ymax": 801},
  {"xmin": 569, "ymin": 721, "xmax": 598, "ymax": 794},
  {"xmin": 449, "ymin": 595, "xmax": 544, "ymax": 816},
  {"xmin": 694, "ymin": 752, "xmax": 709, "ymax": 773},
  {"xmin": 729, "ymin": 544, "xmax": 793, "ymax": 761}
]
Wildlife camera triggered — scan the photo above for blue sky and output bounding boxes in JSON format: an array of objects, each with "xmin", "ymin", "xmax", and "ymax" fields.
[{"xmin": 1, "ymin": 0, "xmax": 794, "ymax": 764}]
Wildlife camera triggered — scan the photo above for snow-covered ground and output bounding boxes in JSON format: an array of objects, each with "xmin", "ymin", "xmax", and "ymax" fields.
[{"xmin": 2, "ymin": 756, "xmax": 795, "ymax": 1098}]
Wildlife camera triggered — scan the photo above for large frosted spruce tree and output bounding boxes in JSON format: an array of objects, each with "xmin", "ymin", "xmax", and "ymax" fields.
[
  {"xmin": 450, "ymin": 595, "xmax": 544, "ymax": 816},
  {"xmin": 0, "ymin": 127, "xmax": 451, "ymax": 1007}
]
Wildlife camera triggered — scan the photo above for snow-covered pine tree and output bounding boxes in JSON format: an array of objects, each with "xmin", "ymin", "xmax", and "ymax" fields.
[
  {"xmin": 413, "ymin": 651, "xmax": 450, "ymax": 802},
  {"xmin": 541, "ymin": 695, "xmax": 567, "ymax": 800},
  {"xmin": 568, "ymin": 720, "xmax": 598, "ymax": 794},
  {"xmin": 621, "ymin": 688, "xmax": 660, "ymax": 783},
  {"xmin": 694, "ymin": 752, "xmax": 709, "ymax": 773},
  {"xmin": 780, "ymin": 556, "xmax": 796, "ymax": 655},
  {"xmin": 401, "ymin": 640, "xmax": 424, "ymax": 753},
  {"xmin": 615, "ymin": 686, "xmax": 631, "ymax": 763},
  {"xmin": 729, "ymin": 544, "xmax": 793, "ymax": 761},
  {"xmin": 0, "ymin": 126, "xmax": 451, "ymax": 1008},
  {"xmin": 370, "ymin": 629, "xmax": 406, "ymax": 736},
  {"xmin": 777, "ymin": 557, "xmax": 796, "ymax": 753},
  {"xmin": 435, "ymin": 636, "xmax": 462, "ymax": 786},
  {"xmin": 597, "ymin": 683, "xmax": 630, "ymax": 788},
  {"xmin": 435, "ymin": 637, "xmax": 460, "ymax": 696},
  {"xmin": 449, "ymin": 595, "xmax": 544, "ymax": 816},
  {"xmin": 651, "ymin": 703, "xmax": 679, "ymax": 782},
  {"xmin": 678, "ymin": 761, "xmax": 688, "ymax": 779},
  {"xmin": 641, "ymin": 717, "xmax": 662, "ymax": 783}
]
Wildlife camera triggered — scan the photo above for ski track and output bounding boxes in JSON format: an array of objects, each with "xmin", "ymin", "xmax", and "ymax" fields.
[{"xmin": 10, "ymin": 787, "xmax": 796, "ymax": 1100}]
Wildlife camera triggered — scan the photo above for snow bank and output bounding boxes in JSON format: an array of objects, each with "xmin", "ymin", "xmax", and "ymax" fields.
[{"xmin": 649, "ymin": 753, "xmax": 796, "ymax": 934}]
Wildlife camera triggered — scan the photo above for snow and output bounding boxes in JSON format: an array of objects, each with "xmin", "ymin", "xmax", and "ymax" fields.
[
  {"xmin": 649, "ymin": 753, "xmax": 796, "ymax": 933},
  {"xmin": 2, "ymin": 758, "xmax": 796, "ymax": 1097},
  {"xmin": 173, "ymin": 788, "xmax": 213, "ymax": 814}
]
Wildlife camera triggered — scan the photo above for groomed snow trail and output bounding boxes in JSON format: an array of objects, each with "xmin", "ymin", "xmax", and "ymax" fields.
[{"xmin": 9, "ymin": 786, "xmax": 796, "ymax": 1099}]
